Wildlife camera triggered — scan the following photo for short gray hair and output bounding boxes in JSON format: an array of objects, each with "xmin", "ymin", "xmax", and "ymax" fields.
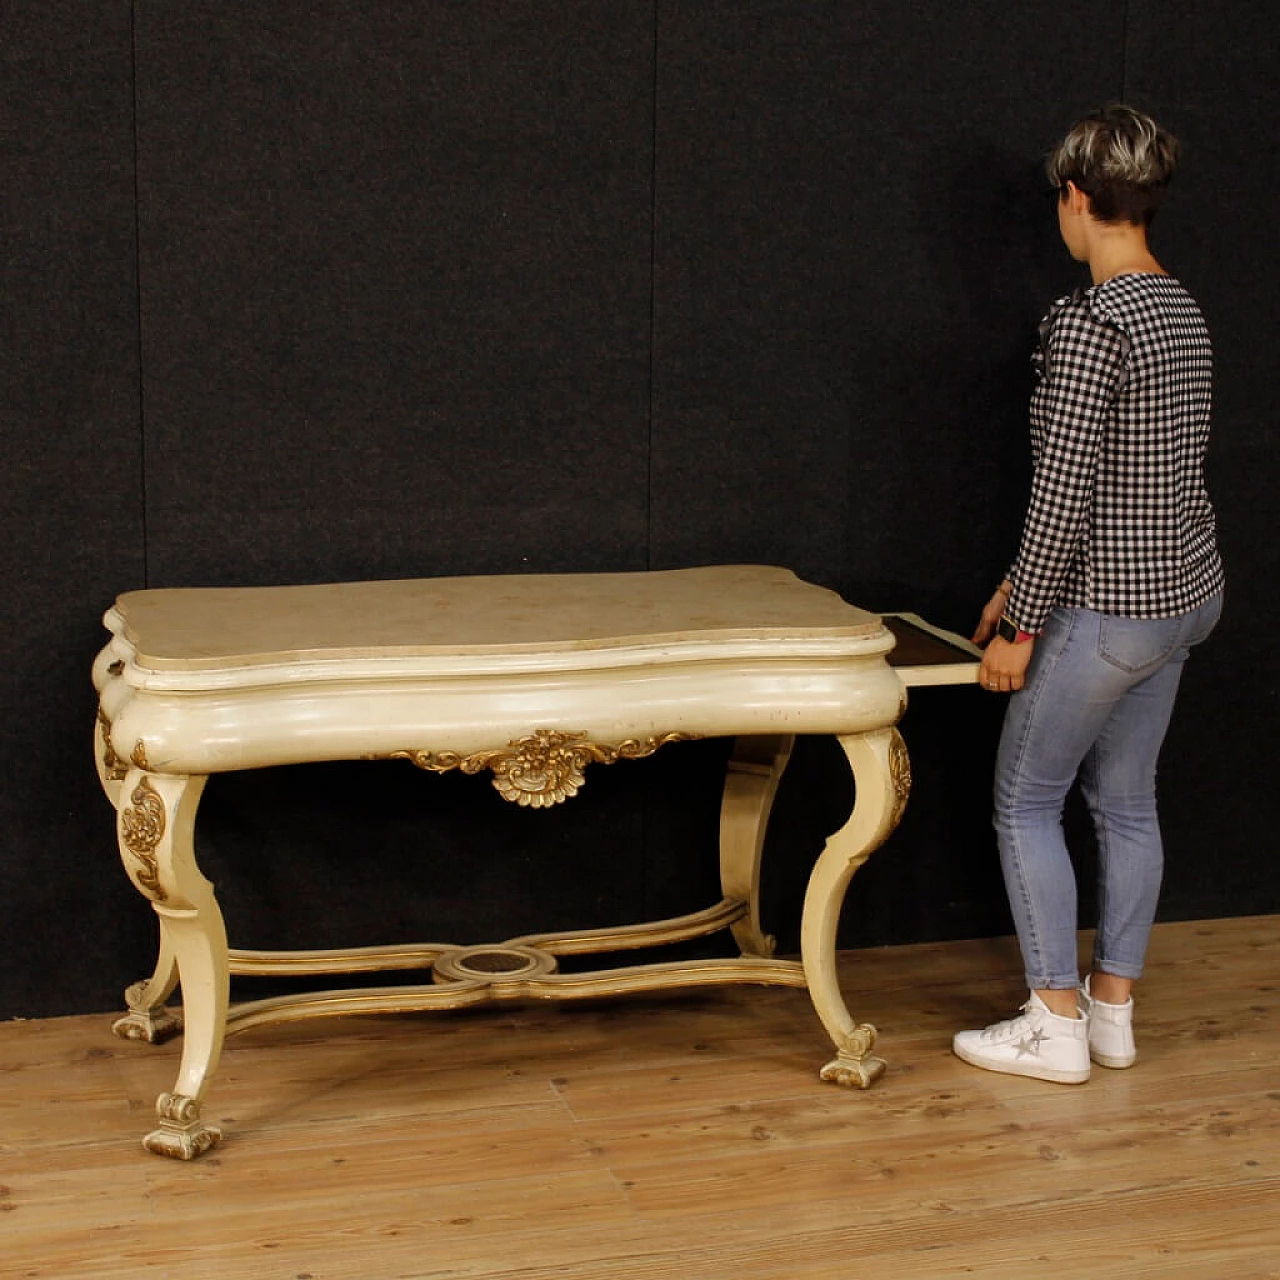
[{"xmin": 1047, "ymin": 105, "xmax": 1180, "ymax": 225}]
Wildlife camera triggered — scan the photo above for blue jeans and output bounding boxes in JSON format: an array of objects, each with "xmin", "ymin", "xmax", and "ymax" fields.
[{"xmin": 994, "ymin": 595, "xmax": 1222, "ymax": 990}]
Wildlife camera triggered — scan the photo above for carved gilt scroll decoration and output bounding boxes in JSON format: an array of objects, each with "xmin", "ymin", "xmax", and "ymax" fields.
[
  {"xmin": 387, "ymin": 729, "xmax": 694, "ymax": 808},
  {"xmin": 888, "ymin": 728, "xmax": 912, "ymax": 829},
  {"xmin": 120, "ymin": 776, "xmax": 167, "ymax": 901},
  {"xmin": 97, "ymin": 707, "xmax": 129, "ymax": 782}
]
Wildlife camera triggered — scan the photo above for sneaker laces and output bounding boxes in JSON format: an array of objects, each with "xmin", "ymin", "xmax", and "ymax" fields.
[{"xmin": 980, "ymin": 1001, "xmax": 1037, "ymax": 1041}]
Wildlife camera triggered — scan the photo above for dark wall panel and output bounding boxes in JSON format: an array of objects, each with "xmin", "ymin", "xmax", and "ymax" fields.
[
  {"xmin": 650, "ymin": 2, "xmax": 1129, "ymax": 948},
  {"xmin": 651, "ymin": 1, "xmax": 1125, "ymax": 620},
  {"xmin": 1123, "ymin": 4, "xmax": 1280, "ymax": 920},
  {"xmin": 0, "ymin": 4, "xmax": 148, "ymax": 1017},
  {"xmin": 124, "ymin": 2, "xmax": 661, "ymax": 961},
  {"xmin": 2, "ymin": 3, "xmax": 1275, "ymax": 1021},
  {"xmin": 134, "ymin": 1, "xmax": 655, "ymax": 587}
]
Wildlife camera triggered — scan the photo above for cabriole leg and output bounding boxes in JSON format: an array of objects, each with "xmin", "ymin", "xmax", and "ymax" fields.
[
  {"xmin": 112, "ymin": 918, "xmax": 182, "ymax": 1043},
  {"xmin": 801, "ymin": 728, "xmax": 911, "ymax": 1088},
  {"xmin": 718, "ymin": 735, "xmax": 795, "ymax": 956},
  {"xmin": 116, "ymin": 767, "xmax": 228, "ymax": 1159}
]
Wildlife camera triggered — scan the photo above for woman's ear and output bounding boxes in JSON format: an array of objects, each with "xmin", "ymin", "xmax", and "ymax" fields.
[{"xmin": 1064, "ymin": 181, "xmax": 1092, "ymax": 216}]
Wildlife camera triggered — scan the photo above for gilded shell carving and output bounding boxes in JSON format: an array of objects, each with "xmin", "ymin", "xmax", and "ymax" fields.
[{"xmin": 389, "ymin": 729, "xmax": 694, "ymax": 807}]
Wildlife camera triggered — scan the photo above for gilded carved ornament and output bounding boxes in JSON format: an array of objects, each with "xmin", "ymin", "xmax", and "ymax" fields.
[
  {"xmin": 120, "ymin": 776, "xmax": 167, "ymax": 902},
  {"xmin": 889, "ymin": 728, "xmax": 912, "ymax": 829},
  {"xmin": 156, "ymin": 1091, "xmax": 201, "ymax": 1126},
  {"xmin": 97, "ymin": 707, "xmax": 129, "ymax": 782},
  {"xmin": 96, "ymin": 701, "xmax": 151, "ymax": 780},
  {"xmin": 387, "ymin": 728, "xmax": 694, "ymax": 807},
  {"xmin": 836, "ymin": 1023, "xmax": 877, "ymax": 1060}
]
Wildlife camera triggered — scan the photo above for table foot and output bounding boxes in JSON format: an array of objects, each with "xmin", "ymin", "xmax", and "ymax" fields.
[
  {"xmin": 112, "ymin": 985, "xmax": 183, "ymax": 1044},
  {"xmin": 112, "ymin": 928, "xmax": 182, "ymax": 1043},
  {"xmin": 819, "ymin": 1021, "xmax": 885, "ymax": 1088},
  {"xmin": 142, "ymin": 1092, "xmax": 222, "ymax": 1160},
  {"xmin": 820, "ymin": 1051, "xmax": 887, "ymax": 1090}
]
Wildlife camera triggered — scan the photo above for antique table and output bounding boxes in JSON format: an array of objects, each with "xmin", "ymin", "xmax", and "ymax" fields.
[{"xmin": 93, "ymin": 565, "xmax": 978, "ymax": 1158}]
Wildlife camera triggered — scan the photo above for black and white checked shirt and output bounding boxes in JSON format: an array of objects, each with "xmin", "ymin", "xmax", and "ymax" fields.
[{"xmin": 1006, "ymin": 273, "xmax": 1224, "ymax": 633}]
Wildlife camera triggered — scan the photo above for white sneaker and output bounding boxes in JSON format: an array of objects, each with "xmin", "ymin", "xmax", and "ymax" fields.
[
  {"xmin": 952, "ymin": 993, "xmax": 1090, "ymax": 1084},
  {"xmin": 1079, "ymin": 976, "xmax": 1137, "ymax": 1069}
]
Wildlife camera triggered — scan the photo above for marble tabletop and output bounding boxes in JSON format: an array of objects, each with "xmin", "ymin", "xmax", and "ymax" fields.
[{"xmin": 109, "ymin": 565, "xmax": 884, "ymax": 672}]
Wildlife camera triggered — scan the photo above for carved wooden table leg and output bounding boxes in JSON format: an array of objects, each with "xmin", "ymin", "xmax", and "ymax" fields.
[
  {"xmin": 800, "ymin": 727, "xmax": 911, "ymax": 1088},
  {"xmin": 116, "ymin": 768, "xmax": 229, "ymax": 1159},
  {"xmin": 112, "ymin": 919, "xmax": 182, "ymax": 1043},
  {"xmin": 718, "ymin": 734, "xmax": 795, "ymax": 956}
]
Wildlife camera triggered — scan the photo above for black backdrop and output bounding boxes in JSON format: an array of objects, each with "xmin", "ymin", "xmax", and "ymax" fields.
[{"xmin": 3, "ymin": 2, "xmax": 1276, "ymax": 1019}]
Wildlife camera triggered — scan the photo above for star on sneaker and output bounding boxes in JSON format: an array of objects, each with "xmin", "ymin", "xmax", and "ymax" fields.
[
  {"xmin": 953, "ymin": 993, "xmax": 1090, "ymax": 1084},
  {"xmin": 1014, "ymin": 1027, "xmax": 1049, "ymax": 1058}
]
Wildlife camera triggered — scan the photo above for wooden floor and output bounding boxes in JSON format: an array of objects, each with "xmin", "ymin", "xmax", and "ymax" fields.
[{"xmin": 3, "ymin": 916, "xmax": 1277, "ymax": 1279}]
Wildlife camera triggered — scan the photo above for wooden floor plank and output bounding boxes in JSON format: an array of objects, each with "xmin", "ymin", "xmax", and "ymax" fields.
[{"xmin": 2, "ymin": 916, "xmax": 1277, "ymax": 1278}]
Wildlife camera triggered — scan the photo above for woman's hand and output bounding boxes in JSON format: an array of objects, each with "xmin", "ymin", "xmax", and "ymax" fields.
[
  {"xmin": 979, "ymin": 635, "xmax": 1034, "ymax": 693},
  {"xmin": 972, "ymin": 583, "xmax": 1012, "ymax": 647},
  {"xmin": 974, "ymin": 580, "xmax": 1032, "ymax": 693}
]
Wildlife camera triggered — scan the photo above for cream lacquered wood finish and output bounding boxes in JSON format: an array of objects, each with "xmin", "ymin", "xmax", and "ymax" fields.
[
  {"xmin": 95, "ymin": 566, "xmax": 905, "ymax": 773},
  {"xmin": 91, "ymin": 565, "xmax": 972, "ymax": 1159}
]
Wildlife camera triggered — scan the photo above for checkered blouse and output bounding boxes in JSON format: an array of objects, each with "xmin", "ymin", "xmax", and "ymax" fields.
[{"xmin": 1005, "ymin": 273, "xmax": 1225, "ymax": 633}]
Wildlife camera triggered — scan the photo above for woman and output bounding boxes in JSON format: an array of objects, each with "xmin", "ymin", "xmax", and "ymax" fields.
[{"xmin": 953, "ymin": 105, "xmax": 1224, "ymax": 1084}]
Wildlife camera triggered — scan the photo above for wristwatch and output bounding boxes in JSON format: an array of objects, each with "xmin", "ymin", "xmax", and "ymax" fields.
[{"xmin": 996, "ymin": 616, "xmax": 1036, "ymax": 645}]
